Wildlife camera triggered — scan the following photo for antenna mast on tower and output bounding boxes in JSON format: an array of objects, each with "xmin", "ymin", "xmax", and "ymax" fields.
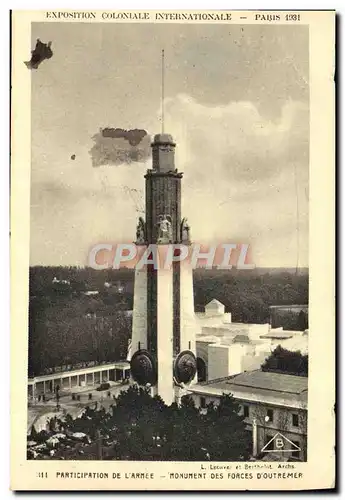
[{"xmin": 161, "ymin": 49, "xmax": 165, "ymax": 134}]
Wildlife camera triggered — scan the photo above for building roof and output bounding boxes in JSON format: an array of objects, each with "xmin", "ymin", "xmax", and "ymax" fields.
[
  {"xmin": 196, "ymin": 336, "xmax": 221, "ymax": 344},
  {"xmin": 269, "ymin": 305, "xmax": 308, "ymax": 310},
  {"xmin": 28, "ymin": 361, "xmax": 130, "ymax": 383},
  {"xmin": 260, "ymin": 332, "xmax": 294, "ymax": 340},
  {"xmin": 113, "ymin": 361, "xmax": 131, "ymax": 370},
  {"xmin": 205, "ymin": 299, "xmax": 224, "ymax": 308},
  {"xmin": 190, "ymin": 370, "xmax": 308, "ymax": 409},
  {"xmin": 224, "ymin": 370, "xmax": 307, "ymax": 395}
]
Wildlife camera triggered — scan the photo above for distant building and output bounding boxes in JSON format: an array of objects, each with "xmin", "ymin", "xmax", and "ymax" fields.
[
  {"xmin": 269, "ymin": 305, "xmax": 308, "ymax": 330},
  {"xmin": 190, "ymin": 369, "xmax": 308, "ymax": 461},
  {"xmin": 103, "ymin": 281, "xmax": 125, "ymax": 293},
  {"xmin": 52, "ymin": 277, "xmax": 71, "ymax": 286},
  {"xmin": 205, "ymin": 299, "xmax": 226, "ymax": 317}
]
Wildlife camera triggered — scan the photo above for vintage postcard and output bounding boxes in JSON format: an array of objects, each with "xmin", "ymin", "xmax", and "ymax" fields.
[{"xmin": 10, "ymin": 10, "xmax": 335, "ymax": 491}]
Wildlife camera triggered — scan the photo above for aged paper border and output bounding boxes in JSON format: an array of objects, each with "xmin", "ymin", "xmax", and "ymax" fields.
[{"xmin": 10, "ymin": 10, "xmax": 335, "ymax": 491}]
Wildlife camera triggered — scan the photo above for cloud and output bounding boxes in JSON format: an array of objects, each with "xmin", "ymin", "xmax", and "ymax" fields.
[
  {"xmin": 163, "ymin": 94, "xmax": 308, "ymax": 182},
  {"xmin": 30, "ymin": 94, "xmax": 309, "ymax": 267},
  {"xmin": 89, "ymin": 128, "xmax": 151, "ymax": 167},
  {"xmin": 159, "ymin": 94, "xmax": 309, "ymax": 265}
]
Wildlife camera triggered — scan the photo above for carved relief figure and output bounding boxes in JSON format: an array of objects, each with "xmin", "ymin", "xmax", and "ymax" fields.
[
  {"xmin": 136, "ymin": 217, "xmax": 146, "ymax": 244},
  {"xmin": 181, "ymin": 217, "xmax": 191, "ymax": 242},
  {"xmin": 157, "ymin": 214, "xmax": 172, "ymax": 243}
]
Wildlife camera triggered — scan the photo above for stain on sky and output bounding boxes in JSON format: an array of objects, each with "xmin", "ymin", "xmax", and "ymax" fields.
[
  {"xmin": 25, "ymin": 39, "xmax": 53, "ymax": 70},
  {"xmin": 89, "ymin": 128, "xmax": 151, "ymax": 167},
  {"xmin": 102, "ymin": 128, "xmax": 147, "ymax": 146}
]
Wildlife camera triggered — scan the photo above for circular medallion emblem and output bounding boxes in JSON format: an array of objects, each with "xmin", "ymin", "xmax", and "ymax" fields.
[
  {"xmin": 173, "ymin": 350, "xmax": 197, "ymax": 385},
  {"xmin": 130, "ymin": 350, "xmax": 157, "ymax": 386}
]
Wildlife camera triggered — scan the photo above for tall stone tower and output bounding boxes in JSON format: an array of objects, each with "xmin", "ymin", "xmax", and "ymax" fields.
[{"xmin": 130, "ymin": 133, "xmax": 197, "ymax": 405}]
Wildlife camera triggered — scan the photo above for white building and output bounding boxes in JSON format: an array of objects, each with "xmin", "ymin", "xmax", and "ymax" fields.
[{"xmin": 195, "ymin": 300, "xmax": 308, "ymax": 382}]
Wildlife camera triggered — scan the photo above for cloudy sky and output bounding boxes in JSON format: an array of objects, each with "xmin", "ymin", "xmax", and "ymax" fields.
[{"xmin": 30, "ymin": 22, "xmax": 309, "ymax": 267}]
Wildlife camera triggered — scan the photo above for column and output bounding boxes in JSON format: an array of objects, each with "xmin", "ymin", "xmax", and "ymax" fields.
[
  {"xmin": 77, "ymin": 375, "xmax": 79, "ymax": 386},
  {"xmin": 69, "ymin": 377, "xmax": 71, "ymax": 389},
  {"xmin": 157, "ymin": 262, "xmax": 174, "ymax": 405},
  {"xmin": 180, "ymin": 259, "xmax": 198, "ymax": 355},
  {"xmin": 252, "ymin": 418, "xmax": 258, "ymax": 458},
  {"xmin": 107, "ymin": 370, "xmax": 109, "ymax": 382},
  {"xmin": 43, "ymin": 381, "xmax": 46, "ymax": 394},
  {"xmin": 52, "ymin": 379, "xmax": 55, "ymax": 392},
  {"xmin": 131, "ymin": 265, "xmax": 148, "ymax": 353},
  {"xmin": 92, "ymin": 372, "xmax": 95, "ymax": 385}
]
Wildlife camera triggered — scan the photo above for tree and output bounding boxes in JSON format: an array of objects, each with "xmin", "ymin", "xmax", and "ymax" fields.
[
  {"xmin": 261, "ymin": 345, "xmax": 308, "ymax": 377},
  {"xmin": 29, "ymin": 424, "xmax": 39, "ymax": 442},
  {"xmin": 51, "ymin": 387, "xmax": 251, "ymax": 461},
  {"xmin": 108, "ymin": 386, "xmax": 168, "ymax": 460},
  {"xmin": 165, "ymin": 396, "xmax": 207, "ymax": 461},
  {"xmin": 298, "ymin": 310, "xmax": 308, "ymax": 331},
  {"xmin": 201, "ymin": 395, "xmax": 251, "ymax": 461}
]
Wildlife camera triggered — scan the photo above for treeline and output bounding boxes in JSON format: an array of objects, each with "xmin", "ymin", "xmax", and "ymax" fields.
[
  {"xmin": 28, "ymin": 266, "xmax": 308, "ymax": 376},
  {"xmin": 193, "ymin": 268, "xmax": 308, "ymax": 325},
  {"xmin": 28, "ymin": 294, "xmax": 131, "ymax": 377},
  {"xmin": 29, "ymin": 266, "xmax": 308, "ymax": 323},
  {"xmin": 29, "ymin": 266, "xmax": 134, "ymax": 299}
]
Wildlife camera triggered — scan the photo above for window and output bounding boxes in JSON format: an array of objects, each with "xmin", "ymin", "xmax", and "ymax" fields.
[
  {"xmin": 291, "ymin": 440, "xmax": 301, "ymax": 460},
  {"xmin": 243, "ymin": 405, "xmax": 249, "ymax": 418},
  {"xmin": 266, "ymin": 409, "xmax": 274, "ymax": 422},
  {"xmin": 292, "ymin": 413, "xmax": 299, "ymax": 427},
  {"xmin": 200, "ymin": 396, "xmax": 206, "ymax": 408}
]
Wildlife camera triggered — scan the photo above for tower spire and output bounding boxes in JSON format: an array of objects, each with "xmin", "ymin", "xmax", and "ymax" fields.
[{"xmin": 161, "ymin": 49, "xmax": 165, "ymax": 134}]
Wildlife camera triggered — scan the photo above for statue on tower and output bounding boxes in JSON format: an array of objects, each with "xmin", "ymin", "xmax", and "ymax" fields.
[
  {"xmin": 181, "ymin": 217, "xmax": 191, "ymax": 243},
  {"xmin": 136, "ymin": 217, "xmax": 146, "ymax": 244},
  {"xmin": 157, "ymin": 214, "xmax": 173, "ymax": 243}
]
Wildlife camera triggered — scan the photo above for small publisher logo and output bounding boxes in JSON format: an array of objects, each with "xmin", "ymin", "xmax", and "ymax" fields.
[{"xmin": 261, "ymin": 432, "xmax": 301, "ymax": 453}]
